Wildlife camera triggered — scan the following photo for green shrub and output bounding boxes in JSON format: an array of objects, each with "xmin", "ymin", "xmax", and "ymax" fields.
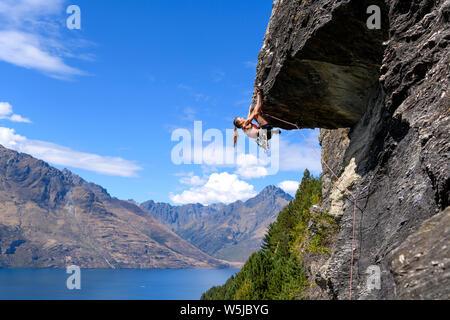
[{"xmin": 201, "ymin": 169, "xmax": 331, "ymax": 300}]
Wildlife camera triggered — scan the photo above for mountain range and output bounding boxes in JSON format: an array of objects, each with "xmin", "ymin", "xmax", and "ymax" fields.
[
  {"xmin": 141, "ymin": 186, "xmax": 292, "ymax": 262},
  {"xmin": 0, "ymin": 145, "xmax": 227, "ymax": 268},
  {"xmin": 0, "ymin": 144, "xmax": 291, "ymax": 268}
]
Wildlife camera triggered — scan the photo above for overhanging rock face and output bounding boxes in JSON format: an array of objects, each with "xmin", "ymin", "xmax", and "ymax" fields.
[
  {"xmin": 255, "ymin": 0, "xmax": 388, "ymax": 129},
  {"xmin": 254, "ymin": 0, "xmax": 449, "ymax": 300}
]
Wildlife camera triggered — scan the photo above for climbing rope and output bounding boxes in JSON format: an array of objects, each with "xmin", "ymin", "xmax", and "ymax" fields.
[{"xmin": 263, "ymin": 112, "xmax": 362, "ymax": 300}]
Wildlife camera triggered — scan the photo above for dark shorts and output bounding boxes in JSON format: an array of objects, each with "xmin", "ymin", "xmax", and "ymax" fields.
[{"xmin": 260, "ymin": 125, "xmax": 273, "ymax": 140}]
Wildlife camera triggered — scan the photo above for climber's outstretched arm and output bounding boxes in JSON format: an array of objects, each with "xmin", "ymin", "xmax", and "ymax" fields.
[
  {"xmin": 245, "ymin": 88, "xmax": 263, "ymax": 126},
  {"xmin": 246, "ymin": 105, "xmax": 253, "ymax": 120}
]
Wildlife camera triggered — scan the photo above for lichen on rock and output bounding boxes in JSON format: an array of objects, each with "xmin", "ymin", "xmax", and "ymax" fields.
[{"xmin": 328, "ymin": 158, "xmax": 361, "ymax": 218}]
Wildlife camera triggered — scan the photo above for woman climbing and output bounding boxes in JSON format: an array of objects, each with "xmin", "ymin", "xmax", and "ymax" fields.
[{"xmin": 233, "ymin": 85, "xmax": 280, "ymax": 149}]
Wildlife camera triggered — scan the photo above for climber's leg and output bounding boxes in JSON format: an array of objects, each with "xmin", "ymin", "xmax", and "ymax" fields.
[
  {"xmin": 272, "ymin": 129, "xmax": 281, "ymax": 135},
  {"xmin": 261, "ymin": 124, "xmax": 281, "ymax": 140},
  {"xmin": 261, "ymin": 125, "xmax": 272, "ymax": 140}
]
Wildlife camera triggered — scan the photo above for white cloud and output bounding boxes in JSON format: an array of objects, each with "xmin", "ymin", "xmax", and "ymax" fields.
[
  {"xmin": 191, "ymin": 145, "xmax": 270, "ymax": 179},
  {"xmin": 0, "ymin": 0, "xmax": 86, "ymax": 78},
  {"xmin": 8, "ymin": 114, "xmax": 31, "ymax": 123},
  {"xmin": 177, "ymin": 172, "xmax": 206, "ymax": 186},
  {"xmin": 171, "ymin": 126, "xmax": 321, "ymax": 185},
  {"xmin": 169, "ymin": 130, "xmax": 322, "ymax": 204},
  {"xmin": 0, "ymin": 0, "xmax": 65, "ymax": 21},
  {"xmin": 170, "ymin": 172, "xmax": 257, "ymax": 205},
  {"xmin": 235, "ymin": 153, "xmax": 269, "ymax": 179},
  {"xmin": 0, "ymin": 102, "xmax": 13, "ymax": 115},
  {"xmin": 0, "ymin": 127, "xmax": 142, "ymax": 177},
  {"xmin": 278, "ymin": 180, "xmax": 299, "ymax": 195},
  {"xmin": 237, "ymin": 165, "xmax": 268, "ymax": 179},
  {"xmin": 0, "ymin": 102, "xmax": 31, "ymax": 123},
  {"xmin": 233, "ymin": 133, "xmax": 321, "ymax": 179},
  {"xmin": 0, "ymin": 30, "xmax": 83, "ymax": 77}
]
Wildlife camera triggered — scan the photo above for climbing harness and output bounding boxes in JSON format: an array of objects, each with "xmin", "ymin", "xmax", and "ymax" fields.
[{"xmin": 263, "ymin": 112, "xmax": 367, "ymax": 300}]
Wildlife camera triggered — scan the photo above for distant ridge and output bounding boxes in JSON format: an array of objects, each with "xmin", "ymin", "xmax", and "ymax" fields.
[{"xmin": 141, "ymin": 186, "xmax": 293, "ymax": 262}]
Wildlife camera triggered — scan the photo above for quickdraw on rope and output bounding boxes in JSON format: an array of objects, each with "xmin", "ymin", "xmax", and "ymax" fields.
[{"xmin": 263, "ymin": 112, "xmax": 364, "ymax": 300}]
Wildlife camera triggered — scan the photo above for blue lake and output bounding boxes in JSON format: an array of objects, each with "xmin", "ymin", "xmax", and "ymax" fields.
[{"xmin": 0, "ymin": 268, "xmax": 239, "ymax": 300}]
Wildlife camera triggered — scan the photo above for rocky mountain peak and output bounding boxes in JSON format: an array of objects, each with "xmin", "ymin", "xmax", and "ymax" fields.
[
  {"xmin": 259, "ymin": 185, "xmax": 292, "ymax": 199},
  {"xmin": 141, "ymin": 185, "xmax": 292, "ymax": 262}
]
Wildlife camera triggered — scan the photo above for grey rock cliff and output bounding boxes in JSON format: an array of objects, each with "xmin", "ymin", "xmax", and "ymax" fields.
[
  {"xmin": 388, "ymin": 207, "xmax": 449, "ymax": 299},
  {"xmin": 255, "ymin": 0, "xmax": 449, "ymax": 299},
  {"xmin": 255, "ymin": 0, "xmax": 388, "ymax": 129}
]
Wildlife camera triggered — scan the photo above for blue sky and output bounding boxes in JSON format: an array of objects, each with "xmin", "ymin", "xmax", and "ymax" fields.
[{"xmin": 0, "ymin": 0, "xmax": 321, "ymax": 205}]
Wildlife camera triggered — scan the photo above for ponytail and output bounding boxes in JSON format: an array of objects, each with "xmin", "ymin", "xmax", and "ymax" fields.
[{"xmin": 233, "ymin": 126, "xmax": 239, "ymax": 148}]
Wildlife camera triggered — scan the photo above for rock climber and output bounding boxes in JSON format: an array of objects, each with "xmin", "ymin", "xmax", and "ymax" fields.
[{"xmin": 233, "ymin": 85, "xmax": 280, "ymax": 148}]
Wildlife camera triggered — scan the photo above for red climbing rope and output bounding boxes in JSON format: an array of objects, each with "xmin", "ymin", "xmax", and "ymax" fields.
[
  {"xmin": 351, "ymin": 196, "xmax": 357, "ymax": 300},
  {"xmin": 263, "ymin": 112, "xmax": 358, "ymax": 300}
]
